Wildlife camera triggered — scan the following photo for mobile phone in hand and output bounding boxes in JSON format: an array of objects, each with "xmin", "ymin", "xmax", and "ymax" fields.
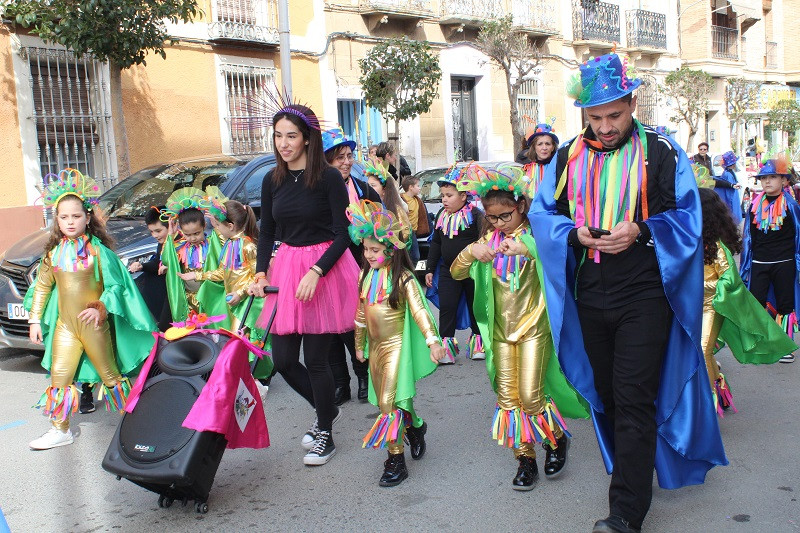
[{"xmin": 588, "ymin": 226, "xmax": 611, "ymax": 238}]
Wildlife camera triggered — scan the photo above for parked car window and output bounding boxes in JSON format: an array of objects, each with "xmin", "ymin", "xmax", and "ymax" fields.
[
  {"xmin": 239, "ymin": 164, "xmax": 273, "ymax": 204},
  {"xmin": 99, "ymin": 160, "xmax": 247, "ymax": 217},
  {"xmin": 417, "ymin": 168, "xmax": 449, "ymax": 202}
]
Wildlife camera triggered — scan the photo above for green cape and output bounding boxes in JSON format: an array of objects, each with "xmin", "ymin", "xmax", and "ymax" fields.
[
  {"xmin": 162, "ymin": 231, "xmax": 229, "ymax": 328},
  {"xmin": 714, "ymin": 242, "xmax": 797, "ymax": 363},
  {"xmin": 365, "ymin": 275, "xmax": 439, "ymax": 415},
  {"xmin": 23, "ymin": 237, "xmax": 157, "ymax": 383},
  {"xmin": 470, "ymin": 234, "xmax": 589, "ymax": 419}
]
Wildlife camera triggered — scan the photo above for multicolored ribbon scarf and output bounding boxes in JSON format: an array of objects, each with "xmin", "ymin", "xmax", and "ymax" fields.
[
  {"xmin": 51, "ymin": 235, "xmax": 94, "ymax": 272},
  {"xmin": 219, "ymin": 237, "xmax": 248, "ymax": 270},
  {"xmin": 361, "ymin": 266, "xmax": 392, "ymax": 305},
  {"xmin": 176, "ymin": 238, "xmax": 209, "ymax": 269},
  {"xmin": 487, "ymin": 227, "xmax": 529, "ymax": 292},
  {"xmin": 435, "ymin": 203, "xmax": 473, "ymax": 238},
  {"xmin": 751, "ymin": 192, "xmax": 787, "ymax": 232},
  {"xmin": 525, "ymin": 162, "xmax": 546, "ymax": 198}
]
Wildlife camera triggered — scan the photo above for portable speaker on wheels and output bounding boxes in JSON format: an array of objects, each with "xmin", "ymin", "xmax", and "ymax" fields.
[{"xmin": 102, "ymin": 292, "xmax": 277, "ymax": 514}]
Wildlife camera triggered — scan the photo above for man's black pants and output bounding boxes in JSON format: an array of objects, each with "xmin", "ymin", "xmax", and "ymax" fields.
[
  {"xmin": 749, "ymin": 260, "xmax": 795, "ymax": 315},
  {"xmin": 577, "ymin": 297, "xmax": 673, "ymax": 529}
]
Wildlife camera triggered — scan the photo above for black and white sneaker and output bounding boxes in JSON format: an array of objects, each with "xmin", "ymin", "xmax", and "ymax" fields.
[
  {"xmin": 780, "ymin": 353, "xmax": 795, "ymax": 364},
  {"xmin": 303, "ymin": 430, "xmax": 336, "ymax": 466},
  {"xmin": 301, "ymin": 407, "xmax": 343, "ymax": 450}
]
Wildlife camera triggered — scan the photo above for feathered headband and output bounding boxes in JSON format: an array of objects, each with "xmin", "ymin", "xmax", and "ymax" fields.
[
  {"xmin": 163, "ymin": 187, "xmax": 206, "ymax": 220},
  {"xmin": 239, "ymin": 84, "xmax": 334, "ymax": 132},
  {"xmin": 200, "ymin": 186, "xmax": 229, "ymax": 222},
  {"xmin": 346, "ymin": 200, "xmax": 406, "ymax": 250},
  {"xmin": 42, "ymin": 168, "xmax": 101, "ymax": 211},
  {"xmin": 364, "ymin": 160, "xmax": 390, "ymax": 185},
  {"xmin": 457, "ymin": 163, "xmax": 529, "ymax": 200}
]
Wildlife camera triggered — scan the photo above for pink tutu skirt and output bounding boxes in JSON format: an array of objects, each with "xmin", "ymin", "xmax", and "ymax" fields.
[{"xmin": 258, "ymin": 241, "xmax": 359, "ymax": 335}]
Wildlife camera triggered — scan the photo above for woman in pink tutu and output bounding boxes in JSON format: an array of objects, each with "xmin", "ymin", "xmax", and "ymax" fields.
[{"xmin": 249, "ymin": 103, "xmax": 359, "ymax": 466}]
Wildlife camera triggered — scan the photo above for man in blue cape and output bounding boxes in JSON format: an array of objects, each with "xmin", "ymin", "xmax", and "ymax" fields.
[{"xmin": 529, "ymin": 52, "xmax": 727, "ymax": 533}]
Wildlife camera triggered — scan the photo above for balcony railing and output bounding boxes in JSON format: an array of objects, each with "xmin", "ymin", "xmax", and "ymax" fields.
[
  {"xmin": 626, "ymin": 9, "xmax": 666, "ymax": 50},
  {"xmin": 711, "ymin": 25, "xmax": 738, "ymax": 60},
  {"xmin": 208, "ymin": 0, "xmax": 279, "ymax": 44},
  {"xmin": 766, "ymin": 41, "xmax": 777, "ymax": 69},
  {"xmin": 511, "ymin": 0, "xmax": 558, "ymax": 34},
  {"xmin": 359, "ymin": 0, "xmax": 432, "ymax": 16},
  {"xmin": 572, "ymin": 0, "xmax": 620, "ymax": 44},
  {"xmin": 440, "ymin": 0, "xmax": 503, "ymax": 23}
]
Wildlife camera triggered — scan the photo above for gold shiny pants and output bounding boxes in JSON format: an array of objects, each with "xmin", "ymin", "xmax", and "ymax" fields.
[
  {"xmin": 700, "ymin": 307, "xmax": 723, "ymax": 392},
  {"xmin": 50, "ymin": 317, "xmax": 121, "ymax": 430},
  {"xmin": 494, "ymin": 331, "xmax": 561, "ymax": 459}
]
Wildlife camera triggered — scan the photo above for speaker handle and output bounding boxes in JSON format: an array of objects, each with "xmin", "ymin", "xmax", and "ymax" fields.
[{"xmin": 260, "ymin": 286, "xmax": 278, "ymax": 347}]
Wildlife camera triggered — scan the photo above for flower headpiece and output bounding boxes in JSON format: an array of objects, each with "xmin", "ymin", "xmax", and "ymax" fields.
[
  {"xmin": 42, "ymin": 168, "xmax": 101, "ymax": 211},
  {"xmin": 199, "ymin": 186, "xmax": 229, "ymax": 222},
  {"xmin": 692, "ymin": 163, "xmax": 714, "ymax": 189},
  {"xmin": 567, "ymin": 51, "xmax": 641, "ymax": 108},
  {"xmin": 346, "ymin": 200, "xmax": 406, "ymax": 250},
  {"xmin": 163, "ymin": 187, "xmax": 205, "ymax": 220},
  {"xmin": 457, "ymin": 163, "xmax": 529, "ymax": 200},
  {"xmin": 164, "ymin": 310, "xmax": 229, "ymax": 341},
  {"xmin": 364, "ymin": 160, "xmax": 390, "ymax": 185}
]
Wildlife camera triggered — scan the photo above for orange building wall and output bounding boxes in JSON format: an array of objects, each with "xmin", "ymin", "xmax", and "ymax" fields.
[{"xmin": 0, "ymin": 29, "xmax": 29, "ymax": 208}]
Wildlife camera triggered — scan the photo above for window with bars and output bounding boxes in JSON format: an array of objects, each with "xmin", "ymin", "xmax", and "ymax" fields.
[
  {"xmin": 222, "ymin": 64, "xmax": 275, "ymax": 154},
  {"xmin": 21, "ymin": 47, "xmax": 116, "ymax": 191},
  {"xmin": 516, "ymin": 78, "xmax": 540, "ymax": 126}
]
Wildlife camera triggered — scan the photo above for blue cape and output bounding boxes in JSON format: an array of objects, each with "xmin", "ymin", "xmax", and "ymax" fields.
[
  {"xmin": 715, "ymin": 169, "xmax": 742, "ymax": 222},
  {"xmin": 528, "ymin": 136, "xmax": 728, "ymax": 489},
  {"xmin": 740, "ymin": 190, "xmax": 800, "ymax": 314}
]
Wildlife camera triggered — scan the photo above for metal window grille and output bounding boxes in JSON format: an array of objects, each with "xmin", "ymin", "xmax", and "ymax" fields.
[
  {"xmin": 517, "ymin": 78, "xmax": 540, "ymax": 128},
  {"xmin": 626, "ymin": 9, "xmax": 666, "ymax": 49},
  {"xmin": 765, "ymin": 41, "xmax": 777, "ymax": 69},
  {"xmin": 635, "ymin": 75, "xmax": 658, "ymax": 127},
  {"xmin": 711, "ymin": 25, "xmax": 739, "ymax": 60},
  {"xmin": 572, "ymin": 0, "xmax": 620, "ymax": 43},
  {"xmin": 20, "ymin": 47, "xmax": 116, "ymax": 191},
  {"xmin": 440, "ymin": 0, "xmax": 502, "ymax": 19},
  {"xmin": 210, "ymin": 0, "xmax": 279, "ymax": 43},
  {"xmin": 222, "ymin": 64, "xmax": 275, "ymax": 154},
  {"xmin": 511, "ymin": 0, "xmax": 557, "ymax": 33}
]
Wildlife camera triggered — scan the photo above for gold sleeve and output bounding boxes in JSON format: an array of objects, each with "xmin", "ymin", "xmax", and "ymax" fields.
[
  {"xmin": 198, "ymin": 265, "xmax": 224, "ymax": 282},
  {"xmin": 354, "ymin": 298, "xmax": 367, "ymax": 352},
  {"xmin": 29, "ymin": 256, "xmax": 55, "ymax": 321},
  {"xmin": 713, "ymin": 245, "xmax": 730, "ymax": 278},
  {"xmin": 402, "ymin": 273, "xmax": 439, "ymax": 344},
  {"xmin": 704, "ymin": 245, "xmax": 729, "ymax": 292}
]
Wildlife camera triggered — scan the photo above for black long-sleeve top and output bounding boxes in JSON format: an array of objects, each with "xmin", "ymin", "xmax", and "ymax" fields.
[
  {"xmin": 750, "ymin": 196, "xmax": 796, "ymax": 262},
  {"xmin": 255, "ymin": 166, "xmax": 351, "ymax": 275},
  {"xmin": 426, "ymin": 206, "xmax": 483, "ymax": 274},
  {"xmin": 141, "ymin": 242, "xmax": 164, "ymax": 274},
  {"xmin": 556, "ymin": 123, "xmax": 678, "ymax": 309}
]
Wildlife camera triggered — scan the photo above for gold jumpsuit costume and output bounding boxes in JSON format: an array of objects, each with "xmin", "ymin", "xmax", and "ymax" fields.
[
  {"xmin": 451, "ymin": 221, "xmax": 563, "ymax": 459},
  {"xmin": 355, "ymin": 270, "xmax": 438, "ymax": 454},
  {"xmin": 701, "ymin": 244, "xmax": 734, "ymax": 412},
  {"xmin": 29, "ymin": 245, "xmax": 124, "ymax": 430}
]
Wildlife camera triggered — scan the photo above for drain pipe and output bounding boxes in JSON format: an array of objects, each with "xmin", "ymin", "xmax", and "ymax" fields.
[{"xmin": 278, "ymin": 0, "xmax": 292, "ymax": 99}]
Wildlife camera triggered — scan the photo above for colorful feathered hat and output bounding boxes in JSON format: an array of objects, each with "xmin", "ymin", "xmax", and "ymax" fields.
[
  {"xmin": 42, "ymin": 168, "xmax": 101, "ymax": 211},
  {"xmin": 457, "ymin": 163, "xmax": 528, "ymax": 200},
  {"xmin": 756, "ymin": 155, "xmax": 793, "ymax": 178},
  {"xmin": 322, "ymin": 126, "xmax": 357, "ymax": 154},
  {"xmin": 437, "ymin": 160, "xmax": 466, "ymax": 188},
  {"xmin": 163, "ymin": 187, "xmax": 206, "ymax": 220},
  {"xmin": 199, "ymin": 186, "xmax": 229, "ymax": 222},
  {"xmin": 346, "ymin": 200, "xmax": 406, "ymax": 250},
  {"xmin": 720, "ymin": 150, "xmax": 739, "ymax": 168},
  {"xmin": 525, "ymin": 118, "xmax": 559, "ymax": 147},
  {"xmin": 363, "ymin": 160, "xmax": 391, "ymax": 185},
  {"xmin": 568, "ymin": 52, "xmax": 641, "ymax": 108}
]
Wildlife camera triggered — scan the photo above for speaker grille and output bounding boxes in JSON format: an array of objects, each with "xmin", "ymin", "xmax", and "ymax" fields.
[{"xmin": 119, "ymin": 379, "xmax": 198, "ymax": 463}]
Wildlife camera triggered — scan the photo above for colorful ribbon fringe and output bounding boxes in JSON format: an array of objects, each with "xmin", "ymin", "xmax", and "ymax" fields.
[
  {"xmin": 714, "ymin": 374, "xmax": 737, "ymax": 417},
  {"xmin": 52, "ymin": 235, "xmax": 94, "ymax": 272},
  {"xmin": 488, "ymin": 228, "xmax": 529, "ymax": 292},
  {"xmin": 99, "ymin": 378, "xmax": 132, "ymax": 413},
  {"xmin": 491, "ymin": 397, "xmax": 571, "ymax": 449},
  {"xmin": 363, "ymin": 409, "xmax": 407, "ymax": 449},
  {"xmin": 776, "ymin": 311, "xmax": 799, "ymax": 337},
  {"xmin": 36, "ymin": 384, "xmax": 80, "ymax": 422},
  {"xmin": 440, "ymin": 337, "xmax": 458, "ymax": 363},
  {"xmin": 175, "ymin": 239, "xmax": 209, "ymax": 270},
  {"xmin": 525, "ymin": 162, "xmax": 546, "ymax": 198},
  {"xmin": 436, "ymin": 204, "xmax": 473, "ymax": 238},
  {"xmin": 751, "ymin": 192, "xmax": 787, "ymax": 232},
  {"xmin": 467, "ymin": 334, "xmax": 484, "ymax": 359},
  {"xmin": 361, "ymin": 266, "xmax": 392, "ymax": 305},
  {"xmin": 219, "ymin": 237, "xmax": 247, "ymax": 270}
]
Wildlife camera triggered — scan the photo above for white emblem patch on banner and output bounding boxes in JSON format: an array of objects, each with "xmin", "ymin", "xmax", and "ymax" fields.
[{"xmin": 234, "ymin": 378, "xmax": 256, "ymax": 433}]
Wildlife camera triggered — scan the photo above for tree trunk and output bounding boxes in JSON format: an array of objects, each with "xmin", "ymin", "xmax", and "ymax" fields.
[
  {"xmin": 686, "ymin": 125, "xmax": 697, "ymax": 153},
  {"xmin": 109, "ymin": 62, "xmax": 131, "ymax": 181},
  {"xmin": 394, "ymin": 116, "xmax": 401, "ymax": 159},
  {"xmin": 504, "ymin": 70, "xmax": 523, "ymax": 154}
]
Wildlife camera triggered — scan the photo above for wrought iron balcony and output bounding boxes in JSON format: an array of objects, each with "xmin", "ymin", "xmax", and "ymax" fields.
[
  {"xmin": 711, "ymin": 25, "xmax": 738, "ymax": 60},
  {"xmin": 766, "ymin": 41, "xmax": 777, "ymax": 69},
  {"xmin": 359, "ymin": 0, "xmax": 433, "ymax": 18},
  {"xmin": 626, "ymin": 9, "xmax": 666, "ymax": 50},
  {"xmin": 572, "ymin": 0, "xmax": 620, "ymax": 44},
  {"xmin": 511, "ymin": 0, "xmax": 558, "ymax": 35},
  {"xmin": 208, "ymin": 0, "xmax": 279, "ymax": 45},
  {"xmin": 440, "ymin": 0, "xmax": 502, "ymax": 25}
]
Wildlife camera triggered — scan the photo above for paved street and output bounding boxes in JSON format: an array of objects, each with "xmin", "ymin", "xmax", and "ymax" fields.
[{"xmin": 0, "ymin": 329, "xmax": 798, "ymax": 532}]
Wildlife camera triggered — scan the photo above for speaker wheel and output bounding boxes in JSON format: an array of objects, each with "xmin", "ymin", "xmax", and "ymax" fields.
[
  {"xmin": 195, "ymin": 502, "xmax": 209, "ymax": 514},
  {"xmin": 158, "ymin": 495, "xmax": 173, "ymax": 508}
]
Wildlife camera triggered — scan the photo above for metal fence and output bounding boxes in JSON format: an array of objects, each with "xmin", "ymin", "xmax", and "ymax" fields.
[
  {"xmin": 626, "ymin": 9, "xmax": 666, "ymax": 49},
  {"xmin": 440, "ymin": 0, "xmax": 502, "ymax": 20},
  {"xmin": 572, "ymin": 0, "xmax": 620, "ymax": 43},
  {"xmin": 221, "ymin": 63, "xmax": 276, "ymax": 154},
  {"xmin": 19, "ymin": 46, "xmax": 116, "ymax": 192},
  {"xmin": 359, "ymin": 0, "xmax": 431, "ymax": 11},
  {"xmin": 711, "ymin": 25, "xmax": 739, "ymax": 60},
  {"xmin": 766, "ymin": 41, "xmax": 777, "ymax": 69},
  {"xmin": 511, "ymin": 0, "xmax": 557, "ymax": 33},
  {"xmin": 209, "ymin": 0, "xmax": 279, "ymax": 44}
]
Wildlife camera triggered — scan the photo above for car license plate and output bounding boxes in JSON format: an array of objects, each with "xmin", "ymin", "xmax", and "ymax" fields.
[
  {"xmin": 7, "ymin": 303, "xmax": 29, "ymax": 321},
  {"xmin": 415, "ymin": 260, "xmax": 427, "ymax": 271}
]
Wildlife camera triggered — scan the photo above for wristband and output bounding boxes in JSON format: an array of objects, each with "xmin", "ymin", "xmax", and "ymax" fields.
[
  {"xmin": 254, "ymin": 272, "xmax": 266, "ymax": 281},
  {"xmin": 425, "ymin": 336, "xmax": 439, "ymax": 347},
  {"xmin": 310, "ymin": 265, "xmax": 324, "ymax": 277},
  {"xmin": 28, "ymin": 319, "xmax": 40, "ymax": 324}
]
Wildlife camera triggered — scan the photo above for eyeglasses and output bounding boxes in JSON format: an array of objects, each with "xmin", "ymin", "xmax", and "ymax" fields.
[
  {"xmin": 335, "ymin": 154, "xmax": 355, "ymax": 162},
  {"xmin": 485, "ymin": 211, "xmax": 516, "ymax": 223},
  {"xmin": 698, "ymin": 147, "xmax": 708, "ymax": 151}
]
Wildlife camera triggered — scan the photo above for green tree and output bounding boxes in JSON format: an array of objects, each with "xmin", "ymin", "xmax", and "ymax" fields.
[
  {"xmin": 358, "ymin": 37, "xmax": 441, "ymax": 156},
  {"xmin": 5, "ymin": 0, "xmax": 201, "ymax": 179},
  {"xmin": 725, "ymin": 77, "xmax": 760, "ymax": 155},
  {"xmin": 659, "ymin": 66, "xmax": 714, "ymax": 151},
  {"xmin": 476, "ymin": 15, "xmax": 543, "ymax": 154},
  {"xmin": 767, "ymin": 99, "xmax": 800, "ymax": 148}
]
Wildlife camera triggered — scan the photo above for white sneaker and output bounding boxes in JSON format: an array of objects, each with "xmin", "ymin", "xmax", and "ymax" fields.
[
  {"xmin": 301, "ymin": 407, "xmax": 343, "ymax": 450},
  {"xmin": 471, "ymin": 351, "xmax": 486, "ymax": 361},
  {"xmin": 29, "ymin": 428, "xmax": 73, "ymax": 450},
  {"xmin": 780, "ymin": 353, "xmax": 795, "ymax": 364},
  {"xmin": 303, "ymin": 430, "xmax": 336, "ymax": 466}
]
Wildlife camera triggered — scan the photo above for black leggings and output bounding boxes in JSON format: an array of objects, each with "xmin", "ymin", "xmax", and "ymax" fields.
[
  {"xmin": 329, "ymin": 330, "xmax": 368, "ymax": 387},
  {"xmin": 438, "ymin": 270, "xmax": 478, "ymax": 338},
  {"xmin": 271, "ymin": 333, "xmax": 336, "ymax": 431},
  {"xmin": 749, "ymin": 261, "xmax": 795, "ymax": 315}
]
